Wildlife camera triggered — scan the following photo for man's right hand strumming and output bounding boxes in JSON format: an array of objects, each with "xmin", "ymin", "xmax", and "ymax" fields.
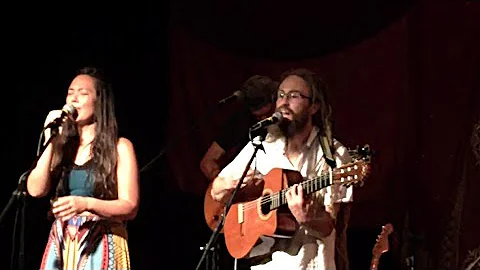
[{"xmin": 211, "ymin": 168, "xmax": 264, "ymax": 204}]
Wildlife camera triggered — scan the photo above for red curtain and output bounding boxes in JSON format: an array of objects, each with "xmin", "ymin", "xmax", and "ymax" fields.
[{"xmin": 165, "ymin": 1, "xmax": 480, "ymax": 268}]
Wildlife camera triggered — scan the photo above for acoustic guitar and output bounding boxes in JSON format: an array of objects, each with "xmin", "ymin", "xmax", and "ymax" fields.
[
  {"xmin": 203, "ymin": 144, "xmax": 372, "ymax": 233},
  {"xmin": 218, "ymin": 157, "xmax": 371, "ymax": 259},
  {"xmin": 370, "ymin": 223, "xmax": 394, "ymax": 270}
]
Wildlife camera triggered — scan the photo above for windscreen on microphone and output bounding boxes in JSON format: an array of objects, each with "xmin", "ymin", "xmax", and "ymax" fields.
[
  {"xmin": 232, "ymin": 90, "xmax": 245, "ymax": 102},
  {"xmin": 270, "ymin": 111, "xmax": 283, "ymax": 123},
  {"xmin": 218, "ymin": 90, "xmax": 245, "ymax": 105},
  {"xmin": 62, "ymin": 104, "xmax": 78, "ymax": 121},
  {"xmin": 44, "ymin": 104, "xmax": 79, "ymax": 131},
  {"xmin": 249, "ymin": 111, "xmax": 283, "ymax": 133}
]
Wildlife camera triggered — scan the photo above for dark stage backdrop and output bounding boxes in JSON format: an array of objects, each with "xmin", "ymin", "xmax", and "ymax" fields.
[
  {"xmin": 0, "ymin": 1, "xmax": 479, "ymax": 270},
  {"xmin": 165, "ymin": 1, "xmax": 480, "ymax": 269}
]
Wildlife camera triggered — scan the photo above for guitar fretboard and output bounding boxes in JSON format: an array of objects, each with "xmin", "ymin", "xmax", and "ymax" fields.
[{"xmin": 266, "ymin": 172, "xmax": 332, "ymax": 210}]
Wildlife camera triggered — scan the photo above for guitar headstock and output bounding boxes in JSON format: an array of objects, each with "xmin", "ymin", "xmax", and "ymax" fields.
[
  {"xmin": 372, "ymin": 223, "xmax": 394, "ymax": 257},
  {"xmin": 333, "ymin": 143, "xmax": 374, "ymax": 187},
  {"xmin": 332, "ymin": 159, "xmax": 370, "ymax": 187},
  {"xmin": 348, "ymin": 144, "xmax": 374, "ymax": 163}
]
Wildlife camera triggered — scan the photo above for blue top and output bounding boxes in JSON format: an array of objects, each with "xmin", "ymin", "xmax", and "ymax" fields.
[{"xmin": 68, "ymin": 160, "xmax": 94, "ymax": 197}]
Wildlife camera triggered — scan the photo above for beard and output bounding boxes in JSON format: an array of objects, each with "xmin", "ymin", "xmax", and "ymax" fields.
[{"xmin": 267, "ymin": 105, "xmax": 309, "ymax": 140}]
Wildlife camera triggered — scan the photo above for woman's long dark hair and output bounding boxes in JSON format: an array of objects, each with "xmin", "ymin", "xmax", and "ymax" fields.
[{"xmin": 51, "ymin": 67, "xmax": 118, "ymax": 200}]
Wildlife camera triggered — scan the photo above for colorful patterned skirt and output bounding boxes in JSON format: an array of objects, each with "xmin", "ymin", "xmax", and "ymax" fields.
[{"xmin": 40, "ymin": 215, "xmax": 130, "ymax": 270}]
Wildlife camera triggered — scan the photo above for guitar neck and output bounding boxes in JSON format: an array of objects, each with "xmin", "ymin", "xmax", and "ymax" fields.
[
  {"xmin": 370, "ymin": 256, "xmax": 380, "ymax": 270},
  {"xmin": 267, "ymin": 172, "xmax": 332, "ymax": 211}
]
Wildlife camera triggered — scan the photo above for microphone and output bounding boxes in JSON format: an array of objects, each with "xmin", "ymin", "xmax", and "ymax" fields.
[
  {"xmin": 249, "ymin": 112, "xmax": 283, "ymax": 132},
  {"xmin": 44, "ymin": 104, "xmax": 78, "ymax": 129},
  {"xmin": 218, "ymin": 90, "xmax": 244, "ymax": 105}
]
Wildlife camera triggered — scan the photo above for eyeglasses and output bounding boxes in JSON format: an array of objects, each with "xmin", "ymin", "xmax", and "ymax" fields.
[{"xmin": 277, "ymin": 90, "xmax": 312, "ymax": 102}]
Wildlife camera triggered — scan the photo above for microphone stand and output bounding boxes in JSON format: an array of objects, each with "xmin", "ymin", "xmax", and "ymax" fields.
[
  {"xmin": 0, "ymin": 127, "xmax": 58, "ymax": 270},
  {"xmin": 195, "ymin": 131, "xmax": 266, "ymax": 270}
]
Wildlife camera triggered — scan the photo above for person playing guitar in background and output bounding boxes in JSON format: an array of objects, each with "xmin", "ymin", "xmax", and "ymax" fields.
[
  {"xmin": 210, "ymin": 68, "xmax": 356, "ymax": 270},
  {"xmin": 200, "ymin": 75, "xmax": 278, "ymax": 181}
]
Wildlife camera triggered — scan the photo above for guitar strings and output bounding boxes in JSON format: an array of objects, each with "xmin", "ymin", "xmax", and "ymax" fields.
[
  {"xmin": 239, "ymin": 174, "xmax": 332, "ymax": 211},
  {"xmin": 236, "ymin": 160, "xmax": 364, "ymax": 212}
]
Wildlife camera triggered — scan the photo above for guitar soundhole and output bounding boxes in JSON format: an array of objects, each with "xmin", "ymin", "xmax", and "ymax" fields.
[{"xmin": 260, "ymin": 194, "xmax": 271, "ymax": 215}]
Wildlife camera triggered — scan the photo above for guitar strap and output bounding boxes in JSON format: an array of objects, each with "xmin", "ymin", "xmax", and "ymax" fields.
[
  {"xmin": 319, "ymin": 135, "xmax": 336, "ymax": 169},
  {"xmin": 319, "ymin": 135, "xmax": 350, "ymax": 270}
]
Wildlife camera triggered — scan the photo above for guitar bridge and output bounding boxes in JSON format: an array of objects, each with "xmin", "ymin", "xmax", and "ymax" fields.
[{"xmin": 238, "ymin": 203, "xmax": 244, "ymax": 224}]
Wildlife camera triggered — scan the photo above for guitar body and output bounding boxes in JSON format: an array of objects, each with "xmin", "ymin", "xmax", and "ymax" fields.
[
  {"xmin": 224, "ymin": 168, "xmax": 298, "ymax": 259},
  {"xmin": 203, "ymin": 145, "xmax": 242, "ymax": 232},
  {"xmin": 204, "ymin": 183, "xmax": 225, "ymax": 232}
]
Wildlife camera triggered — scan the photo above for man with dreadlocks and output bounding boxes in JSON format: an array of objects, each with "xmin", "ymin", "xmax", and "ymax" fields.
[{"xmin": 210, "ymin": 68, "xmax": 353, "ymax": 270}]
